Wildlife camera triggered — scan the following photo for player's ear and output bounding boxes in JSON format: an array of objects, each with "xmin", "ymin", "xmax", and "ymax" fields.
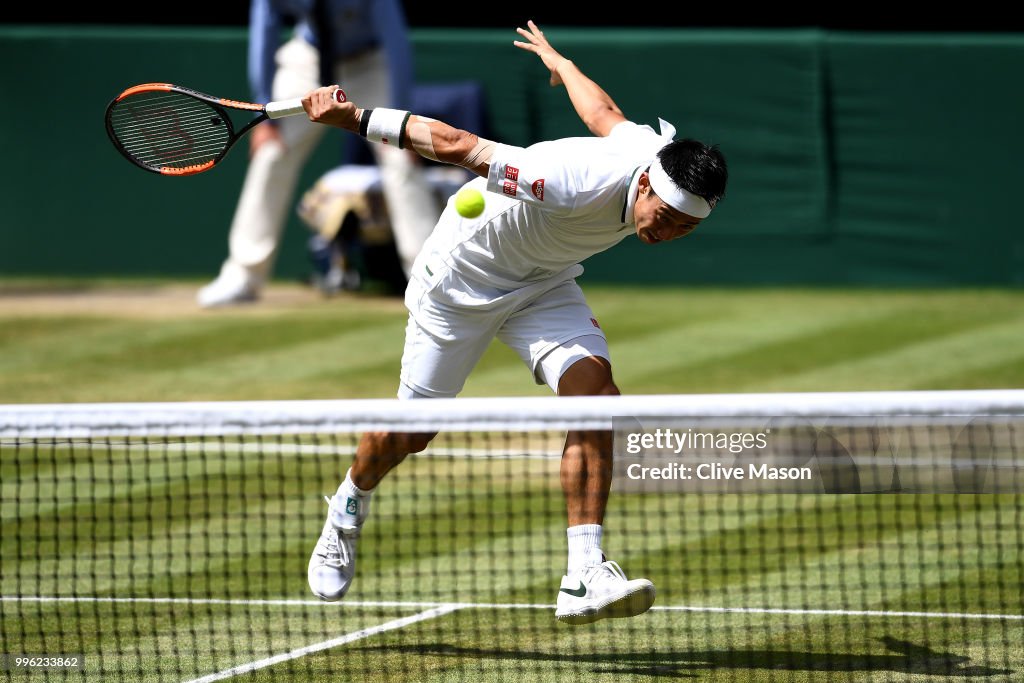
[{"xmin": 638, "ymin": 171, "xmax": 651, "ymax": 195}]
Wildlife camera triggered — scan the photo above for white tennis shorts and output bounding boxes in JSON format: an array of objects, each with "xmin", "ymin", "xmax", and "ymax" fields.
[{"xmin": 398, "ymin": 271, "xmax": 609, "ymax": 399}]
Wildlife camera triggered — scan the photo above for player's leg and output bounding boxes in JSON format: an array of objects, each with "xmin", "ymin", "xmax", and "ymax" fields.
[
  {"xmin": 309, "ymin": 302, "xmax": 500, "ymax": 601},
  {"xmin": 557, "ymin": 354, "xmax": 618, "ymax": 529},
  {"xmin": 199, "ymin": 36, "xmax": 328, "ymax": 307},
  {"xmin": 308, "ymin": 411, "xmax": 436, "ymax": 602},
  {"xmin": 341, "ymin": 48, "xmax": 441, "ymax": 278},
  {"xmin": 548, "ymin": 344, "xmax": 655, "ymax": 624},
  {"xmin": 498, "ymin": 282, "xmax": 655, "ymax": 623}
]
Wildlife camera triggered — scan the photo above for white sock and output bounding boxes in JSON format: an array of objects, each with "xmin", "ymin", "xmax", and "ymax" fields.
[
  {"xmin": 566, "ymin": 524, "xmax": 604, "ymax": 574},
  {"xmin": 330, "ymin": 469, "xmax": 375, "ymax": 529}
]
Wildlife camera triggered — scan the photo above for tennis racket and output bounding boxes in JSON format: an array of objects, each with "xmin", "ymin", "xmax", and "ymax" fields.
[{"xmin": 104, "ymin": 83, "xmax": 347, "ymax": 176}]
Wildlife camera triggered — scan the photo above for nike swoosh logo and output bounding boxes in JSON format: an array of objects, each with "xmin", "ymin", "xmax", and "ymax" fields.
[{"xmin": 559, "ymin": 583, "xmax": 587, "ymax": 598}]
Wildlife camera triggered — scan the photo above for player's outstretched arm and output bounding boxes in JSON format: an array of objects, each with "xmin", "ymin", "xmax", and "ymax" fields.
[
  {"xmin": 302, "ymin": 87, "xmax": 495, "ymax": 178},
  {"xmin": 513, "ymin": 20, "xmax": 626, "ymax": 137}
]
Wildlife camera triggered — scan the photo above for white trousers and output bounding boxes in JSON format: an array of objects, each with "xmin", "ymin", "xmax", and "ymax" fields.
[{"xmin": 218, "ymin": 37, "xmax": 439, "ymax": 284}]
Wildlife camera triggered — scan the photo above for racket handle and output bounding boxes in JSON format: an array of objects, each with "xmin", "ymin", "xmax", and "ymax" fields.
[
  {"xmin": 265, "ymin": 88, "xmax": 347, "ymax": 120},
  {"xmin": 265, "ymin": 99, "xmax": 305, "ymax": 119}
]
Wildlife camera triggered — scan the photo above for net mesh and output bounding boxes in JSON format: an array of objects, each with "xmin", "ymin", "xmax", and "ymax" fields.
[{"xmin": 2, "ymin": 391, "xmax": 1023, "ymax": 682}]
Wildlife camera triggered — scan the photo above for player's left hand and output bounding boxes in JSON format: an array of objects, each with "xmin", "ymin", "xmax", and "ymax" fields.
[{"xmin": 514, "ymin": 20, "xmax": 569, "ymax": 87}]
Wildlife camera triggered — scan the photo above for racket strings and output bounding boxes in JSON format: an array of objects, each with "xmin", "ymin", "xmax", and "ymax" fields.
[{"xmin": 108, "ymin": 91, "xmax": 235, "ymax": 170}]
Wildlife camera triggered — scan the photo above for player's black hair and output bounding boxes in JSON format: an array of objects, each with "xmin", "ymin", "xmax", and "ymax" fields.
[{"xmin": 656, "ymin": 139, "xmax": 728, "ymax": 208}]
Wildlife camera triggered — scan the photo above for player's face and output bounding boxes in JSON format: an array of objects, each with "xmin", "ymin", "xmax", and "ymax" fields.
[{"xmin": 633, "ymin": 182, "xmax": 703, "ymax": 245}]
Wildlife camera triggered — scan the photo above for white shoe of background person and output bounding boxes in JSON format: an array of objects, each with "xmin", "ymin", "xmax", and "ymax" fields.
[
  {"xmin": 555, "ymin": 559, "xmax": 656, "ymax": 624},
  {"xmin": 196, "ymin": 268, "xmax": 260, "ymax": 308},
  {"xmin": 307, "ymin": 496, "xmax": 361, "ymax": 601}
]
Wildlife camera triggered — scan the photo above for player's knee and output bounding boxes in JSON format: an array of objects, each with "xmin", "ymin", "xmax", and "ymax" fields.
[
  {"xmin": 558, "ymin": 357, "xmax": 619, "ymax": 397},
  {"xmin": 362, "ymin": 431, "xmax": 435, "ymax": 465}
]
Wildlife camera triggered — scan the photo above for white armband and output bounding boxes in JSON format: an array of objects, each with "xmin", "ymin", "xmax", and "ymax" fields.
[{"xmin": 359, "ymin": 108, "xmax": 411, "ymax": 148}]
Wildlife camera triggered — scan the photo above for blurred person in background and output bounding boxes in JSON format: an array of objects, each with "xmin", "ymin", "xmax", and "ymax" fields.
[{"xmin": 198, "ymin": 0, "xmax": 439, "ymax": 308}]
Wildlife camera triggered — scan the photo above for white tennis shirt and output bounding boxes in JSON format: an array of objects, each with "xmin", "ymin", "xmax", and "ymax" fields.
[{"xmin": 411, "ymin": 120, "xmax": 676, "ymax": 298}]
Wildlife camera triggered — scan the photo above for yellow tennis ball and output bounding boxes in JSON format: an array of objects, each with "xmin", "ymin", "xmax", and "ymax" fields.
[{"xmin": 455, "ymin": 188, "xmax": 486, "ymax": 218}]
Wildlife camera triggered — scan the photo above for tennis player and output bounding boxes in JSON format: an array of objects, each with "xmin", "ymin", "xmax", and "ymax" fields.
[{"xmin": 304, "ymin": 21, "xmax": 727, "ymax": 624}]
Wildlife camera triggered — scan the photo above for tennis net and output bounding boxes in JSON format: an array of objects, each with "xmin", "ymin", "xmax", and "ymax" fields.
[{"xmin": 2, "ymin": 390, "xmax": 1023, "ymax": 682}]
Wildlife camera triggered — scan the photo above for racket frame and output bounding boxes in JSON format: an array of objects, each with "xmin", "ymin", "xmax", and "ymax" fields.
[{"xmin": 104, "ymin": 83, "xmax": 300, "ymax": 176}]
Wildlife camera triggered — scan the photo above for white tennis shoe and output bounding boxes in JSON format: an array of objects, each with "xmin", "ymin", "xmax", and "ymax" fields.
[
  {"xmin": 196, "ymin": 269, "xmax": 259, "ymax": 308},
  {"xmin": 555, "ymin": 560, "xmax": 655, "ymax": 625},
  {"xmin": 307, "ymin": 496, "xmax": 360, "ymax": 601}
]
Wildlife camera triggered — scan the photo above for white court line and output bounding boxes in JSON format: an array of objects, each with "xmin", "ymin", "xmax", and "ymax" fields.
[
  {"xmin": 652, "ymin": 605, "xmax": 1024, "ymax": 620},
  {"xmin": 3, "ymin": 596, "xmax": 550, "ymax": 610},
  {"xmin": 4, "ymin": 595, "xmax": 1023, "ymax": 621},
  {"xmin": 180, "ymin": 604, "xmax": 461, "ymax": 683}
]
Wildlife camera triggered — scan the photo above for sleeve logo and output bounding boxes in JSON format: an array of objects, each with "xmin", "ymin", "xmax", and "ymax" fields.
[
  {"xmin": 505, "ymin": 166, "xmax": 519, "ymax": 181},
  {"xmin": 590, "ymin": 317, "xmax": 601, "ymax": 329},
  {"xmin": 531, "ymin": 179, "xmax": 545, "ymax": 201},
  {"xmin": 503, "ymin": 181, "xmax": 517, "ymax": 197}
]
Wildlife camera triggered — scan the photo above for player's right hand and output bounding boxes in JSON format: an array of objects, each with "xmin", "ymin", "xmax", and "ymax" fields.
[{"xmin": 303, "ymin": 86, "xmax": 359, "ymax": 133}]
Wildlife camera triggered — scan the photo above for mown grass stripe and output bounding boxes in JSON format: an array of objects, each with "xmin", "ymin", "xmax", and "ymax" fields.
[
  {"xmin": 29, "ymin": 319, "xmax": 408, "ymax": 403},
  {"xmin": 4, "ymin": 288, "xmax": 1024, "ymax": 402},
  {"xmin": 639, "ymin": 310, "xmax": 1011, "ymax": 394},
  {"xmin": 559, "ymin": 299, "xmax": 904, "ymax": 389},
  {"xmin": 749, "ymin": 316, "xmax": 1024, "ymax": 393}
]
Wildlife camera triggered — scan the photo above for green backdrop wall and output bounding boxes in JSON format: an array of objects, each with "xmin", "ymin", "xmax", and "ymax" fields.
[{"xmin": 1, "ymin": 27, "xmax": 1022, "ymax": 285}]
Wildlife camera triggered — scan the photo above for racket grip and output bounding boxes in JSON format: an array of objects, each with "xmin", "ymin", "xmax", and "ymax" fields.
[
  {"xmin": 265, "ymin": 99, "xmax": 305, "ymax": 119},
  {"xmin": 265, "ymin": 88, "xmax": 347, "ymax": 119}
]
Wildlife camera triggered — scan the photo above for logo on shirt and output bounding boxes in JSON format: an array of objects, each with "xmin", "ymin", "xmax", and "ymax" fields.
[
  {"xmin": 503, "ymin": 181, "xmax": 517, "ymax": 197},
  {"xmin": 505, "ymin": 166, "xmax": 519, "ymax": 182},
  {"xmin": 591, "ymin": 318, "xmax": 601, "ymax": 329},
  {"xmin": 532, "ymin": 179, "xmax": 545, "ymax": 201}
]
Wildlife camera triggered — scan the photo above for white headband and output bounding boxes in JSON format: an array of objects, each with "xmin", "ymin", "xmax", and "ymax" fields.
[{"xmin": 647, "ymin": 159, "xmax": 712, "ymax": 219}]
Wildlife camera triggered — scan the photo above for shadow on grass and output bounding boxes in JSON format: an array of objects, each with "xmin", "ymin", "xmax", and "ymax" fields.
[{"xmin": 357, "ymin": 637, "xmax": 1012, "ymax": 678}]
